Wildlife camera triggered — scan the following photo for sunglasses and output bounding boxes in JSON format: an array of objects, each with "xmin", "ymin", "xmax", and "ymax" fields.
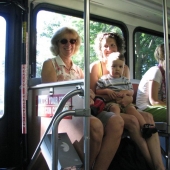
[{"xmin": 60, "ymin": 39, "xmax": 77, "ymax": 44}]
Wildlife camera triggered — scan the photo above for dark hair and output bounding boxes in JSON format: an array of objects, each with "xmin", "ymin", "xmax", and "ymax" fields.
[
  {"xmin": 50, "ymin": 27, "xmax": 81, "ymax": 56},
  {"xmin": 94, "ymin": 32, "xmax": 126, "ymax": 59}
]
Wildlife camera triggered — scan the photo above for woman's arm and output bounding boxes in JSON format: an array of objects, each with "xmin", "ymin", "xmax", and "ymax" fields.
[
  {"xmin": 123, "ymin": 64, "xmax": 130, "ymax": 80},
  {"xmin": 41, "ymin": 59, "xmax": 57, "ymax": 83},
  {"xmin": 149, "ymin": 80, "xmax": 166, "ymax": 106},
  {"xmin": 79, "ymin": 68, "xmax": 84, "ymax": 79},
  {"xmin": 90, "ymin": 62, "xmax": 112, "ymax": 101},
  {"xmin": 90, "ymin": 62, "xmax": 100, "ymax": 93}
]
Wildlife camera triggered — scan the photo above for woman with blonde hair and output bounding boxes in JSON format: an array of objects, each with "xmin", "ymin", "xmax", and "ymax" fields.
[{"xmin": 136, "ymin": 43, "xmax": 168, "ymax": 122}]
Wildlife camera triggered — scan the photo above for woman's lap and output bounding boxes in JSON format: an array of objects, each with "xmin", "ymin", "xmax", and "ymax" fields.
[
  {"xmin": 97, "ymin": 111, "xmax": 115, "ymax": 126},
  {"xmin": 144, "ymin": 106, "xmax": 166, "ymax": 122}
]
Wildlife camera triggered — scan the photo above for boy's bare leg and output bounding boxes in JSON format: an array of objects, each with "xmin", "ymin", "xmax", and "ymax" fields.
[
  {"xmin": 109, "ymin": 104, "xmax": 120, "ymax": 115},
  {"xmin": 126, "ymin": 106, "xmax": 146, "ymax": 127}
]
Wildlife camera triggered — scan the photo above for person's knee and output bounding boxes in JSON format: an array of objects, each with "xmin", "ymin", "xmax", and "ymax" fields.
[
  {"xmin": 90, "ymin": 117, "xmax": 103, "ymax": 143},
  {"xmin": 106, "ymin": 115, "xmax": 124, "ymax": 134},
  {"xmin": 140, "ymin": 111, "xmax": 155, "ymax": 125},
  {"xmin": 125, "ymin": 115, "xmax": 139, "ymax": 132}
]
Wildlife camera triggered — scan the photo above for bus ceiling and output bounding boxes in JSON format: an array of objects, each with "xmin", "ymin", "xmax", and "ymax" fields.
[{"xmin": 29, "ymin": 0, "xmax": 170, "ymax": 27}]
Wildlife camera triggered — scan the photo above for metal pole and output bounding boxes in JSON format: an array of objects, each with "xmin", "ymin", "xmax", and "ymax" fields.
[
  {"xmin": 162, "ymin": 0, "xmax": 170, "ymax": 169},
  {"xmin": 52, "ymin": 110, "xmax": 76, "ymax": 170},
  {"xmin": 84, "ymin": 0, "xmax": 90, "ymax": 169},
  {"xmin": 162, "ymin": 0, "xmax": 170, "ymax": 130}
]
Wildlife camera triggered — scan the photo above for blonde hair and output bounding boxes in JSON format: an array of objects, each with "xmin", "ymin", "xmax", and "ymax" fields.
[
  {"xmin": 154, "ymin": 44, "xmax": 165, "ymax": 62},
  {"xmin": 50, "ymin": 27, "xmax": 81, "ymax": 56},
  {"xmin": 94, "ymin": 32, "xmax": 126, "ymax": 60}
]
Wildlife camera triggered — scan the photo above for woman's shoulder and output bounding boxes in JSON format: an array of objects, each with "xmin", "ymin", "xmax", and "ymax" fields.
[
  {"xmin": 146, "ymin": 66, "xmax": 160, "ymax": 74},
  {"xmin": 90, "ymin": 60, "xmax": 101, "ymax": 67},
  {"xmin": 90, "ymin": 60, "xmax": 101, "ymax": 71},
  {"xmin": 43, "ymin": 57, "xmax": 55, "ymax": 64}
]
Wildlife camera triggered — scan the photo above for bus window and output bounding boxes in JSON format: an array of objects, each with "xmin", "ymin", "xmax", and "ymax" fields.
[
  {"xmin": 0, "ymin": 16, "xmax": 6, "ymax": 118},
  {"xmin": 134, "ymin": 29, "xmax": 164, "ymax": 79},
  {"xmin": 35, "ymin": 9, "xmax": 124, "ymax": 77}
]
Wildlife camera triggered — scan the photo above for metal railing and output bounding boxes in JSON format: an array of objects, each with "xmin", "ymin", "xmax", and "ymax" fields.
[{"xmin": 27, "ymin": 85, "xmax": 90, "ymax": 170}]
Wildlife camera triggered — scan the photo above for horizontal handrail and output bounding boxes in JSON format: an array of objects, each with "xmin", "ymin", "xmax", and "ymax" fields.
[{"xmin": 28, "ymin": 79, "xmax": 84, "ymax": 90}]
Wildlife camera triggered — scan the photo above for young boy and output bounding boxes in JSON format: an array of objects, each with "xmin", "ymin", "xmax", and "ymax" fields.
[{"xmin": 96, "ymin": 52, "xmax": 157, "ymax": 138}]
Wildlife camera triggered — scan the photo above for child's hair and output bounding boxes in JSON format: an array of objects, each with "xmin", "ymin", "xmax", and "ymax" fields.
[{"xmin": 107, "ymin": 52, "xmax": 125, "ymax": 66}]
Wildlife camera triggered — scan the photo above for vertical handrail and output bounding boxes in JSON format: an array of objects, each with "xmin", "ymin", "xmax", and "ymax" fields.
[
  {"xmin": 52, "ymin": 110, "xmax": 76, "ymax": 170},
  {"xmin": 162, "ymin": 0, "xmax": 170, "ymax": 169},
  {"xmin": 52, "ymin": 108, "xmax": 88, "ymax": 170},
  {"xmin": 162, "ymin": 0, "xmax": 170, "ymax": 130},
  {"xmin": 27, "ymin": 87, "xmax": 84, "ymax": 170},
  {"xmin": 84, "ymin": 0, "xmax": 90, "ymax": 170}
]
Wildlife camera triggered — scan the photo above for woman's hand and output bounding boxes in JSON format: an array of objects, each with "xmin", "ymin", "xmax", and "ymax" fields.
[{"xmin": 90, "ymin": 89, "xmax": 95, "ymax": 105}]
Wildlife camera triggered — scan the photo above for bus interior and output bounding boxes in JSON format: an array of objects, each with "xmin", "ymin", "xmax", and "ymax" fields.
[{"xmin": 0, "ymin": 0, "xmax": 170, "ymax": 169}]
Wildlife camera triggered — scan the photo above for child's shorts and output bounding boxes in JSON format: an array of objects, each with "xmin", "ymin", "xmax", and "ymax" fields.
[{"xmin": 105, "ymin": 101, "xmax": 134, "ymax": 113}]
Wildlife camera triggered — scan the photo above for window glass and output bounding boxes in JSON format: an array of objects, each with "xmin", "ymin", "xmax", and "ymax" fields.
[
  {"xmin": 0, "ymin": 16, "xmax": 6, "ymax": 118},
  {"xmin": 134, "ymin": 31, "xmax": 164, "ymax": 79},
  {"xmin": 36, "ymin": 10, "xmax": 123, "ymax": 77}
]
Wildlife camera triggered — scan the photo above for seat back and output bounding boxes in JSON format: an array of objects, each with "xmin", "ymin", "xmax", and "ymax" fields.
[{"xmin": 28, "ymin": 78, "xmax": 42, "ymax": 86}]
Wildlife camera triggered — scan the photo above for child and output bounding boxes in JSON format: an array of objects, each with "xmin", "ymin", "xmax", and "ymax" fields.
[{"xmin": 96, "ymin": 52, "xmax": 157, "ymax": 138}]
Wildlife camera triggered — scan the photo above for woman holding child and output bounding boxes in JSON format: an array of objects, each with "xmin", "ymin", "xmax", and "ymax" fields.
[{"xmin": 90, "ymin": 32, "xmax": 165, "ymax": 170}]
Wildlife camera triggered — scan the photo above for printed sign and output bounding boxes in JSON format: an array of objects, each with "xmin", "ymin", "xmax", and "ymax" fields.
[{"xmin": 36, "ymin": 94, "xmax": 72, "ymax": 119}]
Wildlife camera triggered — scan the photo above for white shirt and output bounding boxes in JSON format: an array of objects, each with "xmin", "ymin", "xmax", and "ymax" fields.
[{"xmin": 136, "ymin": 66, "xmax": 162, "ymax": 110}]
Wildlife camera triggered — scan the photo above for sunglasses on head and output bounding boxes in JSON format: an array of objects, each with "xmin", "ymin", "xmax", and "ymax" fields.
[
  {"xmin": 103, "ymin": 32, "xmax": 116, "ymax": 38},
  {"xmin": 60, "ymin": 39, "xmax": 77, "ymax": 44},
  {"xmin": 103, "ymin": 33, "xmax": 114, "ymax": 36}
]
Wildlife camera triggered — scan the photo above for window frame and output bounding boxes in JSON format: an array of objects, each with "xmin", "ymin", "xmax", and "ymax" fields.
[
  {"xmin": 133, "ymin": 26, "xmax": 168, "ymax": 79},
  {"xmin": 30, "ymin": 3, "xmax": 128, "ymax": 78}
]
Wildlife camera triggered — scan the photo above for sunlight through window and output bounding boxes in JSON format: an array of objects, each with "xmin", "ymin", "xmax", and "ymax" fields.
[{"xmin": 0, "ymin": 16, "xmax": 6, "ymax": 118}]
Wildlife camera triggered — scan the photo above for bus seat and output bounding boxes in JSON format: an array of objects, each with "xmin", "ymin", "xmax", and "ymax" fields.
[{"xmin": 28, "ymin": 77, "xmax": 42, "ymax": 86}]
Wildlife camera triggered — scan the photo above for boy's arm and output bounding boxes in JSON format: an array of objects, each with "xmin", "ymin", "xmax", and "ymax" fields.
[
  {"xmin": 116, "ymin": 95, "xmax": 133, "ymax": 107},
  {"xmin": 117, "ymin": 89, "xmax": 134, "ymax": 97},
  {"xmin": 96, "ymin": 88, "xmax": 117, "ymax": 100}
]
